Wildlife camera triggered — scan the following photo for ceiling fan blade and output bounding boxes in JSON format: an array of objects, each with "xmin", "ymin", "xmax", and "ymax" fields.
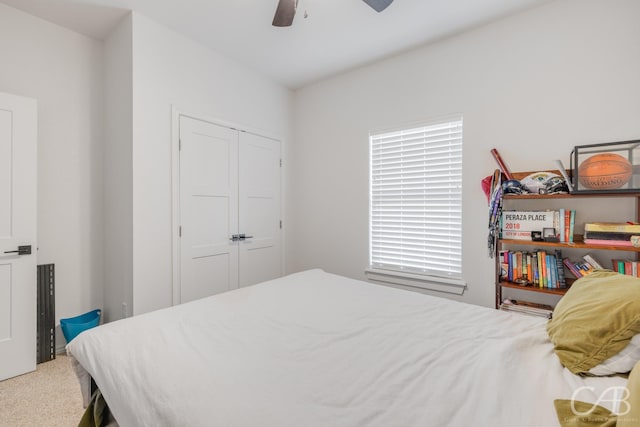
[
  {"xmin": 272, "ymin": 0, "xmax": 298, "ymax": 27},
  {"xmin": 362, "ymin": 0, "xmax": 394, "ymax": 13}
]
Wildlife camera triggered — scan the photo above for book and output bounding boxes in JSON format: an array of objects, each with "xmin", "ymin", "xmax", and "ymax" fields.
[
  {"xmin": 585, "ymin": 222, "xmax": 640, "ymax": 233},
  {"xmin": 559, "ymin": 208, "xmax": 565, "ymax": 243},
  {"xmin": 583, "ymin": 231, "xmax": 636, "ymax": 241},
  {"xmin": 538, "ymin": 250, "xmax": 547, "ymax": 287},
  {"xmin": 584, "ymin": 238, "xmax": 633, "ymax": 246},
  {"xmin": 563, "ymin": 258, "xmax": 583, "ymax": 279},
  {"xmin": 500, "ymin": 299, "xmax": 553, "ymax": 319},
  {"xmin": 548, "ymin": 254, "xmax": 556, "ymax": 288},
  {"xmin": 582, "ymin": 254, "xmax": 604, "ymax": 270},
  {"xmin": 564, "ymin": 209, "xmax": 571, "ymax": 243},
  {"xmin": 555, "ymin": 250, "xmax": 567, "ymax": 288},
  {"xmin": 577, "ymin": 262, "xmax": 594, "ymax": 275},
  {"xmin": 569, "ymin": 210, "xmax": 576, "ymax": 244}
]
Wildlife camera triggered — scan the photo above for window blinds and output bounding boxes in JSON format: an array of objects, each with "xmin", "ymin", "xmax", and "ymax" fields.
[{"xmin": 370, "ymin": 118, "xmax": 463, "ymax": 278}]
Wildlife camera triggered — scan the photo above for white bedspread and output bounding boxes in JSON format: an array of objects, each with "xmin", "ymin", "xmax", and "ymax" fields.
[{"xmin": 67, "ymin": 269, "xmax": 625, "ymax": 427}]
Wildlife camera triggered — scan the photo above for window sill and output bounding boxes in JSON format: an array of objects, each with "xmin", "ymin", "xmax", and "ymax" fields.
[{"xmin": 365, "ymin": 268, "xmax": 466, "ymax": 295}]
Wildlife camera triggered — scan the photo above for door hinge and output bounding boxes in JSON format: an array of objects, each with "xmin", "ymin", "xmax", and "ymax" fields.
[
  {"xmin": 179, "ymin": 226, "xmax": 182, "ymax": 237},
  {"xmin": 179, "ymin": 139, "xmax": 182, "ymax": 151},
  {"xmin": 280, "ymin": 158, "xmax": 282, "ymax": 167},
  {"xmin": 280, "ymin": 220, "xmax": 282, "ymax": 229}
]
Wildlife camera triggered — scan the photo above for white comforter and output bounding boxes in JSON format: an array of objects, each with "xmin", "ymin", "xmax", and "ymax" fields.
[{"xmin": 67, "ymin": 269, "xmax": 624, "ymax": 427}]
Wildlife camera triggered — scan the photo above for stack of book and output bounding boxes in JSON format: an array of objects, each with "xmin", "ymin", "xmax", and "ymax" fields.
[
  {"xmin": 562, "ymin": 253, "xmax": 604, "ymax": 278},
  {"xmin": 583, "ymin": 222, "xmax": 640, "ymax": 246},
  {"xmin": 499, "ymin": 249, "xmax": 567, "ymax": 289},
  {"xmin": 499, "ymin": 299, "xmax": 553, "ymax": 319}
]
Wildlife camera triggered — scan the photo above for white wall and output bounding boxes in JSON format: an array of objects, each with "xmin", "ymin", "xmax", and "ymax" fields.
[
  {"xmin": 290, "ymin": 0, "xmax": 640, "ymax": 307},
  {"xmin": 129, "ymin": 13, "xmax": 293, "ymax": 315},
  {"xmin": 103, "ymin": 14, "xmax": 133, "ymax": 323},
  {"xmin": 0, "ymin": 3, "xmax": 104, "ymax": 341}
]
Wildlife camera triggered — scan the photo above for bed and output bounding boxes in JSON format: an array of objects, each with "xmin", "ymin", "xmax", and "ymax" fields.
[{"xmin": 67, "ymin": 269, "xmax": 638, "ymax": 426}]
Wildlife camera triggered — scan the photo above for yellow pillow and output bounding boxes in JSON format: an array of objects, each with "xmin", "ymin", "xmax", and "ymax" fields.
[
  {"xmin": 618, "ymin": 359, "xmax": 640, "ymax": 426},
  {"xmin": 547, "ymin": 271, "xmax": 640, "ymax": 375}
]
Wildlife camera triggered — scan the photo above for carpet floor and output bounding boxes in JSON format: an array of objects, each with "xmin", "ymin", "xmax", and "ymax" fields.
[{"xmin": 0, "ymin": 355, "xmax": 85, "ymax": 427}]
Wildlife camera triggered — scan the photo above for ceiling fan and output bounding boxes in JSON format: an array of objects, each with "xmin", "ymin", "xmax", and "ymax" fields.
[{"xmin": 272, "ymin": 0, "xmax": 394, "ymax": 27}]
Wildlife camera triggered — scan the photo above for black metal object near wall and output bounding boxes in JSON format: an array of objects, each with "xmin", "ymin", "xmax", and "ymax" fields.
[{"xmin": 37, "ymin": 263, "xmax": 55, "ymax": 364}]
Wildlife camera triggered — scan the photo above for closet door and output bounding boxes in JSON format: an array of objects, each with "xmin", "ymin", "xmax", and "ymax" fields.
[
  {"xmin": 179, "ymin": 117, "xmax": 239, "ymax": 303},
  {"xmin": 238, "ymin": 133, "xmax": 281, "ymax": 287}
]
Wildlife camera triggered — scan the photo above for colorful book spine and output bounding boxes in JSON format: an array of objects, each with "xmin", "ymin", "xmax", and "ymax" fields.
[
  {"xmin": 540, "ymin": 251, "xmax": 549, "ymax": 288},
  {"xmin": 555, "ymin": 250, "xmax": 566, "ymax": 288},
  {"xmin": 569, "ymin": 210, "xmax": 575, "ymax": 244},
  {"xmin": 563, "ymin": 258, "xmax": 583, "ymax": 279},
  {"xmin": 610, "ymin": 259, "xmax": 638, "ymax": 276},
  {"xmin": 582, "ymin": 254, "xmax": 604, "ymax": 270},
  {"xmin": 532, "ymin": 251, "xmax": 539, "ymax": 285}
]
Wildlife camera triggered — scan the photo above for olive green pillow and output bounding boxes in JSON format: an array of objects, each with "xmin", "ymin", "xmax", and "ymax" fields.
[
  {"xmin": 554, "ymin": 399, "xmax": 616, "ymax": 427},
  {"xmin": 547, "ymin": 271, "xmax": 640, "ymax": 375},
  {"xmin": 619, "ymin": 359, "xmax": 640, "ymax": 426}
]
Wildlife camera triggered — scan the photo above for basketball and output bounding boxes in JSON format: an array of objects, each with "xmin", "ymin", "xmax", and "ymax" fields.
[{"xmin": 578, "ymin": 153, "xmax": 632, "ymax": 190}]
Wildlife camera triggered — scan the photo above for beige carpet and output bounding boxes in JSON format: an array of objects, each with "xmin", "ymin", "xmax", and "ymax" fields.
[{"xmin": 0, "ymin": 355, "xmax": 85, "ymax": 427}]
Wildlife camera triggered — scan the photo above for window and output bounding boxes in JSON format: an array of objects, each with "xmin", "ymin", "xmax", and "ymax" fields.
[{"xmin": 367, "ymin": 117, "xmax": 464, "ymax": 293}]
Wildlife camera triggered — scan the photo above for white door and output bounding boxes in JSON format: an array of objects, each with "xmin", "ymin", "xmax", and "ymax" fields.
[
  {"xmin": 0, "ymin": 92, "xmax": 37, "ymax": 381},
  {"xmin": 179, "ymin": 116, "xmax": 239, "ymax": 303},
  {"xmin": 238, "ymin": 133, "xmax": 281, "ymax": 287},
  {"xmin": 177, "ymin": 116, "xmax": 282, "ymax": 302}
]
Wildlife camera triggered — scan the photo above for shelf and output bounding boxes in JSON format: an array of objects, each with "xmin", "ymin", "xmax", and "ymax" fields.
[
  {"xmin": 499, "ymin": 235, "xmax": 640, "ymax": 252},
  {"xmin": 506, "ymin": 172, "xmax": 640, "ymax": 198},
  {"xmin": 503, "ymin": 193, "xmax": 640, "ymax": 200},
  {"xmin": 499, "ymin": 281, "xmax": 570, "ymax": 296}
]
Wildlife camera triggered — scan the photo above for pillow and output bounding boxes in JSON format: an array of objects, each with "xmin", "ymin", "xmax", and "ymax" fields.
[
  {"xmin": 553, "ymin": 399, "xmax": 615, "ymax": 427},
  {"xmin": 590, "ymin": 334, "xmax": 640, "ymax": 376},
  {"xmin": 547, "ymin": 271, "xmax": 640, "ymax": 375},
  {"xmin": 618, "ymin": 359, "xmax": 640, "ymax": 426}
]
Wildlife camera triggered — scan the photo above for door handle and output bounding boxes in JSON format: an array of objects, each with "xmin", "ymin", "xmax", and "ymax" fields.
[
  {"xmin": 3, "ymin": 245, "xmax": 32, "ymax": 255},
  {"xmin": 229, "ymin": 234, "xmax": 253, "ymax": 241}
]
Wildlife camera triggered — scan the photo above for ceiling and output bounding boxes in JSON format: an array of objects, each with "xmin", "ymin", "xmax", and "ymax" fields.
[{"xmin": 0, "ymin": 0, "xmax": 552, "ymax": 89}]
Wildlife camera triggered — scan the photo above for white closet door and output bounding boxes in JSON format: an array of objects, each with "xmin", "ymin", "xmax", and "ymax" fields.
[
  {"xmin": 0, "ymin": 93, "xmax": 37, "ymax": 381},
  {"xmin": 238, "ymin": 132, "xmax": 281, "ymax": 287},
  {"xmin": 179, "ymin": 117, "xmax": 239, "ymax": 303}
]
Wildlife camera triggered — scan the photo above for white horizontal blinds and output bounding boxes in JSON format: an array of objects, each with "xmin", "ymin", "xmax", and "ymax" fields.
[{"xmin": 370, "ymin": 118, "xmax": 463, "ymax": 277}]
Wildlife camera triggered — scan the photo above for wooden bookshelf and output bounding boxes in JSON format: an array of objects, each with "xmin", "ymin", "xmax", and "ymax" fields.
[{"xmin": 494, "ymin": 172, "xmax": 640, "ymax": 309}]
